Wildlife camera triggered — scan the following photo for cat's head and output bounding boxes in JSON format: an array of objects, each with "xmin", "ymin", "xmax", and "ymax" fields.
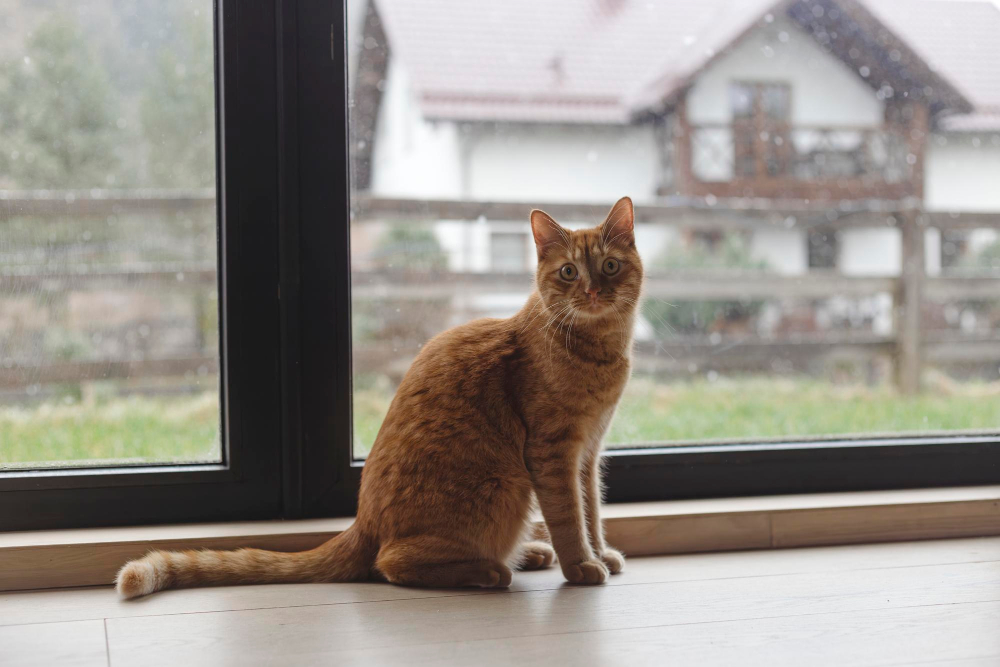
[{"xmin": 530, "ymin": 196, "xmax": 642, "ymax": 320}]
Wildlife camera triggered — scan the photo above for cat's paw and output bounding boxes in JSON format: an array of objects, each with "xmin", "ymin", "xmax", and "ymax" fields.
[
  {"xmin": 518, "ymin": 541, "xmax": 556, "ymax": 571},
  {"xmin": 480, "ymin": 566, "xmax": 514, "ymax": 588},
  {"xmin": 563, "ymin": 559, "xmax": 609, "ymax": 585},
  {"xmin": 600, "ymin": 548, "xmax": 625, "ymax": 574}
]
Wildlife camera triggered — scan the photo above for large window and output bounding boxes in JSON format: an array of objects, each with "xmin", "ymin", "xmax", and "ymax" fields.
[{"xmin": 3, "ymin": 0, "xmax": 999, "ymax": 531}]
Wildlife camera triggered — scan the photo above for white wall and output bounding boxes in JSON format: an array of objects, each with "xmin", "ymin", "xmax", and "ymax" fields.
[
  {"xmin": 749, "ymin": 229, "xmax": 808, "ymax": 275},
  {"xmin": 838, "ymin": 229, "xmax": 901, "ymax": 276},
  {"xmin": 686, "ymin": 16, "xmax": 884, "ymax": 127},
  {"xmin": 465, "ymin": 124, "xmax": 660, "ymax": 203},
  {"xmin": 370, "ymin": 62, "xmax": 463, "ymax": 198},
  {"xmin": 926, "ymin": 133, "xmax": 1000, "ymax": 212}
]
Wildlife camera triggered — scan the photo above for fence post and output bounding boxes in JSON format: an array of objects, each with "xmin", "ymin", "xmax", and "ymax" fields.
[{"xmin": 896, "ymin": 210, "xmax": 924, "ymax": 394}]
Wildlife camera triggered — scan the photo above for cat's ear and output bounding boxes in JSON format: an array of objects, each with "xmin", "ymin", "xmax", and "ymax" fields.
[
  {"xmin": 530, "ymin": 209, "xmax": 568, "ymax": 258},
  {"xmin": 602, "ymin": 196, "xmax": 634, "ymax": 249}
]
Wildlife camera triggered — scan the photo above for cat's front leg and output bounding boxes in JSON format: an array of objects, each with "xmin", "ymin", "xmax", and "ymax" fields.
[
  {"xmin": 526, "ymin": 447, "xmax": 609, "ymax": 585},
  {"xmin": 581, "ymin": 450, "xmax": 625, "ymax": 574}
]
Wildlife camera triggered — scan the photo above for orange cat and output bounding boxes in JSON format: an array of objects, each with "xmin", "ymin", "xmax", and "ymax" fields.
[{"xmin": 116, "ymin": 196, "xmax": 642, "ymax": 597}]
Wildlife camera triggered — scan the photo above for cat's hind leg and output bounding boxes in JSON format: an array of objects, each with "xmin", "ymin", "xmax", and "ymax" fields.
[
  {"xmin": 516, "ymin": 540, "xmax": 555, "ymax": 571},
  {"xmin": 375, "ymin": 536, "xmax": 513, "ymax": 589}
]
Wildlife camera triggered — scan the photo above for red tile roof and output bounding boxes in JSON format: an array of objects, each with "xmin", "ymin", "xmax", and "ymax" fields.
[{"xmin": 373, "ymin": 0, "xmax": 1000, "ymax": 129}]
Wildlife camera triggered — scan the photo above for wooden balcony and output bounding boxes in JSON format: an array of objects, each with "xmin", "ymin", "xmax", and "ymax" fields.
[{"xmin": 674, "ymin": 123, "xmax": 919, "ymax": 201}]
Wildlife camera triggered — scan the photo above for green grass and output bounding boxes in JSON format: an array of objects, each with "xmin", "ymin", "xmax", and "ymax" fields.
[
  {"xmin": 605, "ymin": 377, "xmax": 1000, "ymax": 446},
  {"xmin": 3, "ymin": 377, "xmax": 999, "ymax": 467},
  {"xmin": 0, "ymin": 394, "xmax": 220, "ymax": 468}
]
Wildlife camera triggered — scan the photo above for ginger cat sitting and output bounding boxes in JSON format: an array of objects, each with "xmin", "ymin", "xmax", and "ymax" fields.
[{"xmin": 117, "ymin": 196, "xmax": 641, "ymax": 597}]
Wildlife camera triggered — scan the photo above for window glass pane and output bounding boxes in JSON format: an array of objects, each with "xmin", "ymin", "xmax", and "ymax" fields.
[
  {"xmin": 730, "ymin": 83, "xmax": 754, "ymax": 119},
  {"xmin": 348, "ymin": 0, "xmax": 1000, "ymax": 457},
  {"xmin": 0, "ymin": 1, "xmax": 220, "ymax": 469},
  {"xmin": 761, "ymin": 84, "xmax": 791, "ymax": 121}
]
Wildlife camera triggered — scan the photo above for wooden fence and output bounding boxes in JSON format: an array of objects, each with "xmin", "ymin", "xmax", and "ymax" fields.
[{"xmin": 2, "ymin": 191, "xmax": 999, "ymax": 394}]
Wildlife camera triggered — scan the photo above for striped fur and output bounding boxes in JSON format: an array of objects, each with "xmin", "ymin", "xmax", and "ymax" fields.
[{"xmin": 116, "ymin": 527, "xmax": 373, "ymax": 598}]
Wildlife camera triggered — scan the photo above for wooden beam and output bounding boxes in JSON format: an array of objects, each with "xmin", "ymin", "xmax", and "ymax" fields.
[
  {"xmin": 906, "ymin": 102, "xmax": 930, "ymax": 201},
  {"xmin": 2, "ymin": 191, "xmax": 996, "ymax": 231},
  {"xmin": 685, "ymin": 179, "xmax": 912, "ymax": 202},
  {"xmin": 0, "ymin": 190, "xmax": 214, "ymax": 217},
  {"xmin": 0, "ymin": 264, "xmax": 217, "ymax": 290},
  {"xmin": 896, "ymin": 211, "xmax": 925, "ymax": 394},
  {"xmin": 351, "ymin": 271, "xmax": 898, "ymax": 300},
  {"xmin": 0, "ymin": 356, "xmax": 218, "ymax": 389},
  {"xmin": 351, "ymin": 195, "xmax": 926, "ymax": 232},
  {"xmin": 921, "ymin": 211, "xmax": 1000, "ymax": 230},
  {"xmin": 925, "ymin": 277, "xmax": 1000, "ymax": 301},
  {"xmin": 673, "ymin": 97, "xmax": 695, "ymax": 196}
]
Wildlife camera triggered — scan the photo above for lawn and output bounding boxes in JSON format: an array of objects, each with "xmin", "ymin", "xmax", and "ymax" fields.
[
  {"xmin": 0, "ymin": 393, "xmax": 221, "ymax": 468},
  {"xmin": 2, "ymin": 377, "xmax": 999, "ymax": 467}
]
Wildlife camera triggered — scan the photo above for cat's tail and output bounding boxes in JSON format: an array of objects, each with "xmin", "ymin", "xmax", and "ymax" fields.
[{"xmin": 115, "ymin": 525, "xmax": 375, "ymax": 599}]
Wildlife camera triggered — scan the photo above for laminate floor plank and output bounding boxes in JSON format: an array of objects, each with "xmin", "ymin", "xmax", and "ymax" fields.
[
  {"xmin": 317, "ymin": 601, "xmax": 1000, "ymax": 667},
  {"xmin": 5, "ymin": 539, "xmax": 997, "ymax": 666},
  {"xmin": 0, "ymin": 619, "xmax": 107, "ymax": 667},
  {"xmin": 103, "ymin": 559, "xmax": 1000, "ymax": 666},
  {"xmin": 4, "ymin": 536, "xmax": 998, "ymax": 627}
]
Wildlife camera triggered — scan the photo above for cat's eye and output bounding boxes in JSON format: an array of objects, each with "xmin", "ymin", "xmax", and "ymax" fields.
[
  {"xmin": 602, "ymin": 258, "xmax": 620, "ymax": 275},
  {"xmin": 559, "ymin": 264, "xmax": 577, "ymax": 280}
]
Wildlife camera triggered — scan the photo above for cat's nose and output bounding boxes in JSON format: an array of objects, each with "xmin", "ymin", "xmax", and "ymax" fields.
[{"xmin": 586, "ymin": 285, "xmax": 601, "ymax": 299}]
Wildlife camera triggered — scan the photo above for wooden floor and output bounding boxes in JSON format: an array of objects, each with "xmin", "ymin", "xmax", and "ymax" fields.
[{"xmin": 1, "ymin": 538, "xmax": 999, "ymax": 666}]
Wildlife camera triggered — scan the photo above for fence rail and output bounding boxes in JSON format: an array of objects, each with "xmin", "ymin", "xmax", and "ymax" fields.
[{"xmin": 2, "ymin": 193, "xmax": 1000, "ymax": 394}]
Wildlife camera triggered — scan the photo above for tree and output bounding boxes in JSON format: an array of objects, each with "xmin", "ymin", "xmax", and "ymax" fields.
[
  {"xmin": 0, "ymin": 14, "xmax": 120, "ymax": 188},
  {"xmin": 138, "ymin": 5, "xmax": 216, "ymax": 188},
  {"xmin": 371, "ymin": 224, "xmax": 448, "ymax": 272},
  {"xmin": 644, "ymin": 234, "xmax": 769, "ymax": 335}
]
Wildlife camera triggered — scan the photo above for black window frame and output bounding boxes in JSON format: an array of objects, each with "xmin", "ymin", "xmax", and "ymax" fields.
[{"xmin": 3, "ymin": 0, "xmax": 999, "ymax": 532}]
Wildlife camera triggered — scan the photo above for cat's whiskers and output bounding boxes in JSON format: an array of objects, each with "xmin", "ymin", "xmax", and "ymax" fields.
[
  {"xmin": 621, "ymin": 295, "xmax": 678, "ymax": 337},
  {"xmin": 544, "ymin": 303, "xmax": 577, "ymax": 363},
  {"xmin": 539, "ymin": 303, "xmax": 575, "ymax": 361},
  {"xmin": 540, "ymin": 302, "xmax": 573, "ymax": 334},
  {"xmin": 519, "ymin": 298, "xmax": 569, "ymax": 335},
  {"xmin": 609, "ymin": 302, "xmax": 627, "ymax": 354},
  {"xmin": 564, "ymin": 309, "xmax": 579, "ymax": 353},
  {"xmin": 617, "ymin": 296, "xmax": 678, "ymax": 361}
]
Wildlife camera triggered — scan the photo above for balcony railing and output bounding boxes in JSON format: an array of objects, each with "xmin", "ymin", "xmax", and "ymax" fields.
[{"xmin": 684, "ymin": 124, "xmax": 913, "ymax": 200}]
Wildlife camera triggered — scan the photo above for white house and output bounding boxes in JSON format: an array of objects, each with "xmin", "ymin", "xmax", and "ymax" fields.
[{"xmin": 349, "ymin": 0, "xmax": 1000, "ymax": 331}]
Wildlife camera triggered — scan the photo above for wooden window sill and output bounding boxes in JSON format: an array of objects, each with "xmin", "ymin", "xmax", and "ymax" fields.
[{"xmin": 2, "ymin": 485, "xmax": 999, "ymax": 593}]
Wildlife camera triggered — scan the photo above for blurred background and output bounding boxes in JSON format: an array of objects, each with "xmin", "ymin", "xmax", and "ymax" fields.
[
  {"xmin": 346, "ymin": 0, "xmax": 1000, "ymax": 456},
  {"xmin": 0, "ymin": 0, "xmax": 218, "ymax": 467},
  {"xmin": 1, "ymin": 0, "xmax": 998, "ymax": 468}
]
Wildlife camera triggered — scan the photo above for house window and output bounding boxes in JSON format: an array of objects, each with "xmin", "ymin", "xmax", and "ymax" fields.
[
  {"xmin": 730, "ymin": 82, "xmax": 792, "ymax": 178},
  {"xmin": 808, "ymin": 230, "xmax": 839, "ymax": 270}
]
